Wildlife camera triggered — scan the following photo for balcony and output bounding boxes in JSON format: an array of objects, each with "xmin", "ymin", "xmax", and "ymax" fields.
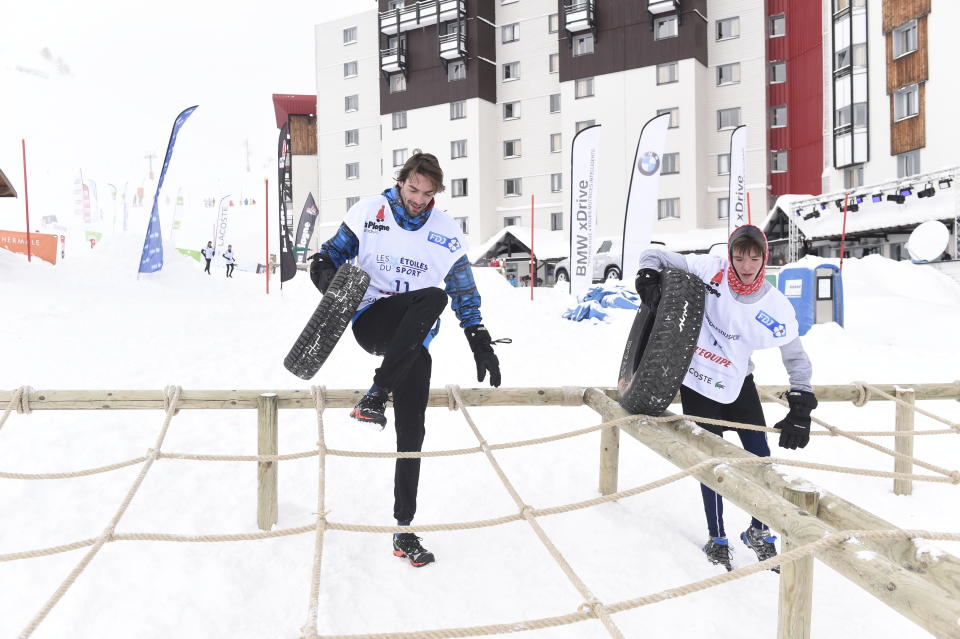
[
  {"xmin": 379, "ymin": 0, "xmax": 464, "ymax": 36},
  {"xmin": 439, "ymin": 28, "xmax": 466, "ymax": 61},
  {"xmin": 648, "ymin": 0, "xmax": 679, "ymax": 14},
  {"xmin": 563, "ymin": 0, "xmax": 595, "ymax": 35},
  {"xmin": 380, "ymin": 45, "xmax": 407, "ymax": 76}
]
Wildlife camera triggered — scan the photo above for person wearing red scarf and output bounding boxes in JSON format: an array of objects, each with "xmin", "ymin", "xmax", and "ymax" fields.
[{"xmin": 635, "ymin": 224, "xmax": 816, "ymax": 572}]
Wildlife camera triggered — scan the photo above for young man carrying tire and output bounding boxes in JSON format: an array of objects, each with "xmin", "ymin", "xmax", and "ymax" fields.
[
  {"xmin": 308, "ymin": 152, "xmax": 503, "ymax": 567},
  {"xmin": 635, "ymin": 224, "xmax": 816, "ymax": 573}
]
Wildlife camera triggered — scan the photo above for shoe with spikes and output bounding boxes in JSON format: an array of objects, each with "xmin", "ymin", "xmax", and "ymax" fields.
[
  {"xmin": 350, "ymin": 392, "xmax": 388, "ymax": 431},
  {"xmin": 703, "ymin": 537, "xmax": 732, "ymax": 571},
  {"xmin": 741, "ymin": 526, "xmax": 780, "ymax": 573},
  {"xmin": 393, "ymin": 533, "xmax": 435, "ymax": 567}
]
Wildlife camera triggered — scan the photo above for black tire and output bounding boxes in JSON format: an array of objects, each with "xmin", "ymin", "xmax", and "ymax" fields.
[
  {"xmin": 283, "ymin": 263, "xmax": 370, "ymax": 380},
  {"xmin": 604, "ymin": 265, "xmax": 622, "ymax": 281},
  {"xmin": 617, "ymin": 268, "xmax": 705, "ymax": 416},
  {"xmin": 554, "ymin": 268, "xmax": 569, "ymax": 284}
]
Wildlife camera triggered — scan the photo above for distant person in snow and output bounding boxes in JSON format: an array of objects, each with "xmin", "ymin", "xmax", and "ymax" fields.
[
  {"xmin": 223, "ymin": 245, "xmax": 236, "ymax": 278},
  {"xmin": 308, "ymin": 151, "xmax": 504, "ymax": 568},
  {"xmin": 201, "ymin": 241, "xmax": 215, "ymax": 274},
  {"xmin": 635, "ymin": 224, "xmax": 816, "ymax": 573}
]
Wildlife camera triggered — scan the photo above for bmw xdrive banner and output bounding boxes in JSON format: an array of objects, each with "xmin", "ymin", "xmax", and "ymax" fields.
[
  {"xmin": 568, "ymin": 124, "xmax": 601, "ymax": 298},
  {"xmin": 727, "ymin": 125, "xmax": 747, "ymax": 234},
  {"xmin": 621, "ymin": 113, "xmax": 670, "ymax": 282},
  {"xmin": 278, "ymin": 122, "xmax": 298, "ymax": 283}
]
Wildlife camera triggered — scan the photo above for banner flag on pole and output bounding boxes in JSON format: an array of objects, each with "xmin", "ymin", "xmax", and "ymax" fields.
[
  {"xmin": 621, "ymin": 113, "xmax": 670, "ymax": 282},
  {"xmin": 568, "ymin": 124, "xmax": 601, "ymax": 298},
  {"xmin": 138, "ymin": 105, "xmax": 198, "ymax": 274},
  {"xmin": 278, "ymin": 122, "xmax": 298, "ymax": 283},
  {"xmin": 294, "ymin": 192, "xmax": 319, "ymax": 263},
  {"xmin": 727, "ymin": 124, "xmax": 747, "ymax": 235}
]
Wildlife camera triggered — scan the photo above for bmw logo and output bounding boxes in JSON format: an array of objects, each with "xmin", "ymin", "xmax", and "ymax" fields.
[{"xmin": 638, "ymin": 151, "xmax": 660, "ymax": 176}]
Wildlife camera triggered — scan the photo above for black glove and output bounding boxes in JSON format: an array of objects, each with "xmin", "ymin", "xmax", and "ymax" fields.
[
  {"xmin": 464, "ymin": 324, "xmax": 501, "ymax": 387},
  {"xmin": 309, "ymin": 253, "xmax": 337, "ymax": 294},
  {"xmin": 634, "ymin": 268, "xmax": 661, "ymax": 308},
  {"xmin": 774, "ymin": 390, "xmax": 818, "ymax": 450}
]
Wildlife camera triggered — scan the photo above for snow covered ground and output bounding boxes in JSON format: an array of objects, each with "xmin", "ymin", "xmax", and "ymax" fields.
[{"xmin": 1, "ymin": 232, "xmax": 959, "ymax": 639}]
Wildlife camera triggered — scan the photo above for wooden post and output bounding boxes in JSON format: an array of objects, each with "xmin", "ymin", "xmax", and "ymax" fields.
[
  {"xmin": 257, "ymin": 393, "xmax": 279, "ymax": 530},
  {"xmin": 778, "ymin": 485, "xmax": 820, "ymax": 639},
  {"xmin": 599, "ymin": 420, "xmax": 620, "ymax": 495},
  {"xmin": 894, "ymin": 387, "xmax": 915, "ymax": 496}
]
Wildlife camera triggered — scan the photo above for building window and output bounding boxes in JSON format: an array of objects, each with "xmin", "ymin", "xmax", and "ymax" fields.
[
  {"xmin": 771, "ymin": 105, "xmax": 788, "ymax": 127},
  {"xmin": 550, "ymin": 93, "xmax": 561, "ymax": 113},
  {"xmin": 448, "ymin": 61, "xmax": 466, "ymax": 81},
  {"xmin": 550, "ymin": 211, "xmax": 564, "ymax": 231},
  {"xmin": 343, "ymin": 61, "xmax": 358, "ymax": 78},
  {"xmin": 452, "ymin": 178, "xmax": 468, "ymax": 197},
  {"xmin": 392, "ymin": 148, "xmax": 407, "ymax": 167},
  {"xmin": 657, "ymin": 198, "xmax": 680, "ymax": 220},
  {"xmin": 343, "ymin": 26, "xmax": 357, "ymax": 44},
  {"xmin": 770, "ymin": 14, "xmax": 785, "ymax": 38},
  {"xmin": 573, "ymin": 33, "xmax": 594, "ymax": 56},
  {"xmin": 502, "ymin": 61, "xmax": 520, "ymax": 81},
  {"xmin": 771, "ymin": 150, "xmax": 788, "ymax": 173},
  {"xmin": 455, "ymin": 216, "xmax": 469, "ymax": 234},
  {"xmin": 551, "ymin": 173, "xmax": 562, "ymax": 192},
  {"xmin": 717, "ymin": 107, "xmax": 741, "ymax": 130},
  {"xmin": 345, "ymin": 95, "xmax": 358, "ymax": 112},
  {"xmin": 654, "ymin": 16, "xmax": 678, "ymax": 40},
  {"xmin": 717, "ymin": 62, "xmax": 741, "ymax": 86},
  {"xmin": 852, "ymin": 43, "xmax": 867, "ymax": 68},
  {"xmin": 504, "ymin": 178, "xmax": 522, "ymax": 197},
  {"xmin": 657, "ymin": 62, "xmax": 678, "ymax": 85},
  {"xmin": 389, "ymin": 73, "xmax": 406, "ymax": 93},
  {"xmin": 503, "ymin": 215, "xmax": 520, "ymax": 227},
  {"xmin": 853, "ymin": 102, "xmax": 868, "ymax": 127},
  {"xmin": 503, "ymin": 139, "xmax": 521, "ymax": 158},
  {"xmin": 549, "ymin": 53, "xmax": 559, "ymax": 73},
  {"xmin": 770, "ymin": 61, "xmax": 786, "ymax": 84},
  {"xmin": 346, "ymin": 196, "xmax": 360, "ymax": 211},
  {"xmin": 450, "ymin": 100, "xmax": 466, "ymax": 120},
  {"xmin": 893, "ymin": 20, "xmax": 918, "ymax": 59},
  {"xmin": 575, "ymin": 119, "xmax": 595, "ymax": 133},
  {"xmin": 345, "ymin": 129, "xmax": 359, "ymax": 146},
  {"xmin": 450, "ymin": 139, "xmax": 467, "ymax": 159},
  {"xmin": 503, "ymin": 101, "xmax": 521, "ymax": 120},
  {"xmin": 575, "ymin": 77, "xmax": 594, "ymax": 98},
  {"xmin": 550, "ymin": 133, "xmax": 562, "ymax": 153},
  {"xmin": 502, "ymin": 23, "xmax": 520, "ymax": 43},
  {"xmin": 717, "ymin": 17, "xmax": 740, "ymax": 41},
  {"xmin": 392, "ymin": 110, "xmax": 407, "ymax": 130},
  {"xmin": 656, "ymin": 107, "xmax": 679, "ymax": 128},
  {"xmin": 843, "ymin": 165, "xmax": 864, "ymax": 189},
  {"xmin": 346, "ymin": 162, "xmax": 359, "ymax": 179},
  {"xmin": 897, "ymin": 150, "xmax": 920, "ymax": 178},
  {"xmin": 661, "ymin": 152, "xmax": 679, "ymax": 175},
  {"xmin": 717, "ymin": 197, "xmax": 729, "ymax": 219},
  {"xmin": 894, "ymin": 84, "xmax": 919, "ymax": 121},
  {"xmin": 717, "ymin": 153, "xmax": 731, "ymax": 175},
  {"xmin": 548, "ymin": 13, "xmax": 559, "ymax": 33}
]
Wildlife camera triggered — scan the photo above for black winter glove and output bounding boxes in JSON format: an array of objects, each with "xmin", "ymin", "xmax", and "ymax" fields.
[
  {"xmin": 464, "ymin": 324, "xmax": 501, "ymax": 387},
  {"xmin": 309, "ymin": 253, "xmax": 337, "ymax": 294},
  {"xmin": 634, "ymin": 268, "xmax": 662, "ymax": 309},
  {"xmin": 774, "ymin": 390, "xmax": 818, "ymax": 450}
]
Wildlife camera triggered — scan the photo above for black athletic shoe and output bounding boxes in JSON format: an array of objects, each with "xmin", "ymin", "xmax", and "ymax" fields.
[
  {"xmin": 741, "ymin": 526, "xmax": 780, "ymax": 573},
  {"xmin": 350, "ymin": 393, "xmax": 387, "ymax": 431},
  {"xmin": 703, "ymin": 537, "xmax": 732, "ymax": 571},
  {"xmin": 393, "ymin": 533, "xmax": 435, "ymax": 567}
]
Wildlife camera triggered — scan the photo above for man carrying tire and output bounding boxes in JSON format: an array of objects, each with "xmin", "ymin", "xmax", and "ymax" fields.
[
  {"xmin": 635, "ymin": 224, "xmax": 816, "ymax": 572},
  {"xmin": 308, "ymin": 152, "xmax": 503, "ymax": 567}
]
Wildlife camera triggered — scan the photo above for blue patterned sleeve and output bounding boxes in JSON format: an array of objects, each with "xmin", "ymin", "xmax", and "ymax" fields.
[
  {"xmin": 319, "ymin": 223, "xmax": 359, "ymax": 268},
  {"xmin": 444, "ymin": 255, "xmax": 482, "ymax": 328}
]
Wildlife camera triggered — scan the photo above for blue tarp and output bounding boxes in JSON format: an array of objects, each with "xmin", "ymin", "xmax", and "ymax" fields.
[{"xmin": 562, "ymin": 285, "xmax": 640, "ymax": 322}]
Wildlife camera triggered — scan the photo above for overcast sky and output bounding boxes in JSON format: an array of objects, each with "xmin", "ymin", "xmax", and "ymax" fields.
[{"xmin": 1, "ymin": 0, "xmax": 370, "ymax": 221}]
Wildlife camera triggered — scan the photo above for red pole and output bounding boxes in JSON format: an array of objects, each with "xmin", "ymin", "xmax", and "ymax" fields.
[
  {"xmin": 21, "ymin": 139, "xmax": 32, "ymax": 262},
  {"xmin": 746, "ymin": 191, "xmax": 752, "ymax": 226},
  {"xmin": 839, "ymin": 192, "xmax": 850, "ymax": 272},
  {"xmin": 265, "ymin": 178, "xmax": 270, "ymax": 295},
  {"xmin": 529, "ymin": 193, "xmax": 535, "ymax": 301}
]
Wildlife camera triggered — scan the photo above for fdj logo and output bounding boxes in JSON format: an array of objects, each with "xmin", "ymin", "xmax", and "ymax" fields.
[
  {"xmin": 637, "ymin": 151, "xmax": 660, "ymax": 176},
  {"xmin": 428, "ymin": 231, "xmax": 461, "ymax": 253},
  {"xmin": 755, "ymin": 310, "xmax": 787, "ymax": 338}
]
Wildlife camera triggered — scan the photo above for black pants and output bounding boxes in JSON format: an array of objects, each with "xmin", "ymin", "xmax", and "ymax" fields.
[
  {"xmin": 680, "ymin": 374, "xmax": 770, "ymax": 539},
  {"xmin": 226, "ymin": 264, "xmax": 235, "ymax": 277},
  {"xmin": 352, "ymin": 287, "xmax": 447, "ymax": 522},
  {"xmin": 204, "ymin": 258, "xmax": 212, "ymax": 273}
]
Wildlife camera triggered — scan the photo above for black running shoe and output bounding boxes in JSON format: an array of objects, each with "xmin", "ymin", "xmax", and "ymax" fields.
[
  {"xmin": 703, "ymin": 537, "xmax": 732, "ymax": 571},
  {"xmin": 741, "ymin": 526, "xmax": 780, "ymax": 573},
  {"xmin": 393, "ymin": 533, "xmax": 435, "ymax": 567},
  {"xmin": 350, "ymin": 393, "xmax": 387, "ymax": 431}
]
